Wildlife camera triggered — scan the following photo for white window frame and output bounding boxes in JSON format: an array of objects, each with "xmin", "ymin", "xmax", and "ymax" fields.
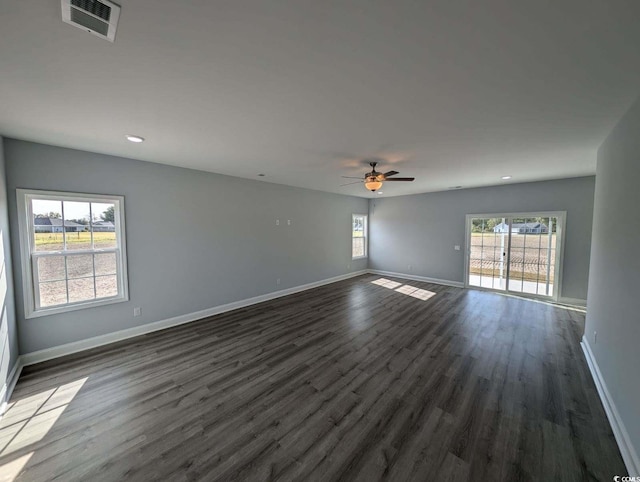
[
  {"xmin": 352, "ymin": 214, "xmax": 368, "ymax": 260},
  {"xmin": 17, "ymin": 189, "xmax": 129, "ymax": 319}
]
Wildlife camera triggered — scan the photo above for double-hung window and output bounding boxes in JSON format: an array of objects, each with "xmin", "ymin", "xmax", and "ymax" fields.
[
  {"xmin": 352, "ymin": 214, "xmax": 368, "ymax": 259},
  {"xmin": 17, "ymin": 189, "xmax": 129, "ymax": 318}
]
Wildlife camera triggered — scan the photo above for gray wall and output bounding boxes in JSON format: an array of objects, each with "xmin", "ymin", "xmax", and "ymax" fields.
[
  {"xmin": 369, "ymin": 177, "xmax": 595, "ymax": 301},
  {"xmin": 0, "ymin": 137, "xmax": 19, "ymax": 406},
  {"xmin": 4, "ymin": 139, "xmax": 368, "ymax": 354},
  {"xmin": 585, "ymin": 98, "xmax": 640, "ymax": 469}
]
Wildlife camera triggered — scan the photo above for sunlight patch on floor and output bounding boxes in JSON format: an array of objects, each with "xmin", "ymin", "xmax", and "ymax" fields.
[
  {"xmin": 0, "ymin": 452, "xmax": 34, "ymax": 482},
  {"xmin": 371, "ymin": 278, "xmax": 436, "ymax": 301},
  {"xmin": 395, "ymin": 284, "xmax": 436, "ymax": 301},
  {"xmin": 0, "ymin": 377, "xmax": 87, "ymax": 466},
  {"xmin": 371, "ymin": 278, "xmax": 402, "ymax": 289}
]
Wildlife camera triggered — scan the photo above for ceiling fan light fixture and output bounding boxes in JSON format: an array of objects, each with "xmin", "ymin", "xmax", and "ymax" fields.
[{"xmin": 364, "ymin": 176, "xmax": 383, "ymax": 191}]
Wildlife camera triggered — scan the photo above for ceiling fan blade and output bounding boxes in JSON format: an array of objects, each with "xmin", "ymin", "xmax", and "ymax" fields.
[
  {"xmin": 341, "ymin": 176, "xmax": 364, "ymax": 179},
  {"xmin": 340, "ymin": 181, "xmax": 364, "ymax": 186},
  {"xmin": 383, "ymin": 170, "xmax": 399, "ymax": 177},
  {"xmin": 384, "ymin": 177, "xmax": 415, "ymax": 181}
]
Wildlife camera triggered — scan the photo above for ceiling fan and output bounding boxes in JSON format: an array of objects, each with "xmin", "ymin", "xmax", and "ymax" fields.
[{"xmin": 341, "ymin": 161, "xmax": 415, "ymax": 192}]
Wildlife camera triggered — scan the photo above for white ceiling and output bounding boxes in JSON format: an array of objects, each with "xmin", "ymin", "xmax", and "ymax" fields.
[{"xmin": 1, "ymin": 1, "xmax": 639, "ymax": 198}]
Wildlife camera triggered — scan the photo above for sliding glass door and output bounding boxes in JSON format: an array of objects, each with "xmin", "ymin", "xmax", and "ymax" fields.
[
  {"xmin": 465, "ymin": 213, "xmax": 564, "ymax": 299},
  {"xmin": 468, "ymin": 217, "xmax": 509, "ymax": 291}
]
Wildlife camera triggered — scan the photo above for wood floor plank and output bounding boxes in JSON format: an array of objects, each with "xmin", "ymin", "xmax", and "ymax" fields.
[{"xmin": 0, "ymin": 274, "xmax": 627, "ymax": 481}]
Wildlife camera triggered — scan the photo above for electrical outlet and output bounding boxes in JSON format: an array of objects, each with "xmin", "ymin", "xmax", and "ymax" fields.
[
  {"xmin": 408, "ymin": 264, "xmax": 412, "ymax": 271},
  {"xmin": 277, "ymin": 278, "xmax": 281, "ymax": 285},
  {"xmin": 454, "ymin": 245, "xmax": 461, "ymax": 251},
  {"xmin": 594, "ymin": 331, "xmax": 597, "ymax": 344},
  {"xmin": 347, "ymin": 263, "xmax": 351, "ymax": 270},
  {"xmin": 287, "ymin": 219, "xmax": 291, "ymax": 225},
  {"xmin": 276, "ymin": 219, "xmax": 280, "ymax": 226},
  {"xmin": 134, "ymin": 307, "xmax": 141, "ymax": 317}
]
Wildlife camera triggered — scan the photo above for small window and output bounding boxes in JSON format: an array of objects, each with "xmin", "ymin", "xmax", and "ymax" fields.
[
  {"xmin": 17, "ymin": 189, "xmax": 129, "ymax": 318},
  {"xmin": 352, "ymin": 214, "xmax": 368, "ymax": 259}
]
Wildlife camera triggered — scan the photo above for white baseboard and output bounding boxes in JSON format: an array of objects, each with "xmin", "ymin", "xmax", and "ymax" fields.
[
  {"xmin": 20, "ymin": 270, "xmax": 368, "ymax": 367},
  {"xmin": 367, "ymin": 269, "xmax": 464, "ymax": 288},
  {"xmin": 0, "ymin": 358, "xmax": 24, "ymax": 418},
  {"xmin": 581, "ymin": 336, "xmax": 639, "ymax": 476}
]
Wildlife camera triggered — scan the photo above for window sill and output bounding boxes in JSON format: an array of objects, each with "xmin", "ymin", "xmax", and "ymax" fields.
[
  {"xmin": 352, "ymin": 256, "xmax": 368, "ymax": 260},
  {"xmin": 26, "ymin": 295, "xmax": 129, "ymax": 319}
]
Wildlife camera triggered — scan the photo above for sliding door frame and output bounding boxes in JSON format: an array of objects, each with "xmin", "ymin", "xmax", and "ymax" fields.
[{"xmin": 463, "ymin": 211, "xmax": 567, "ymax": 302}]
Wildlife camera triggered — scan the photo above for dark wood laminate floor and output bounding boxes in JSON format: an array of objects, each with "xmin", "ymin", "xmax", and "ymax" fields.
[{"xmin": 0, "ymin": 275, "xmax": 627, "ymax": 481}]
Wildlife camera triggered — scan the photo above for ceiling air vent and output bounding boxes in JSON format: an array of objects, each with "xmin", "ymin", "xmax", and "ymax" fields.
[{"xmin": 61, "ymin": 0, "xmax": 121, "ymax": 42}]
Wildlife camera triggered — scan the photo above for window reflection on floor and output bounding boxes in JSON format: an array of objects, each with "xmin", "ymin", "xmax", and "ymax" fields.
[{"xmin": 371, "ymin": 278, "xmax": 436, "ymax": 301}]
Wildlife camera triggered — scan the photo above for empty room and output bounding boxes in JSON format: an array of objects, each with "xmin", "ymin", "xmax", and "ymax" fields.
[{"xmin": 0, "ymin": 1, "xmax": 639, "ymax": 481}]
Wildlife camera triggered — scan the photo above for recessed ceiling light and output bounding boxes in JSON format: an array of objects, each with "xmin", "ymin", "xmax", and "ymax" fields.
[
  {"xmin": 125, "ymin": 135, "xmax": 145, "ymax": 143},
  {"xmin": 501, "ymin": 175, "xmax": 512, "ymax": 180},
  {"xmin": 377, "ymin": 191, "xmax": 384, "ymax": 194}
]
